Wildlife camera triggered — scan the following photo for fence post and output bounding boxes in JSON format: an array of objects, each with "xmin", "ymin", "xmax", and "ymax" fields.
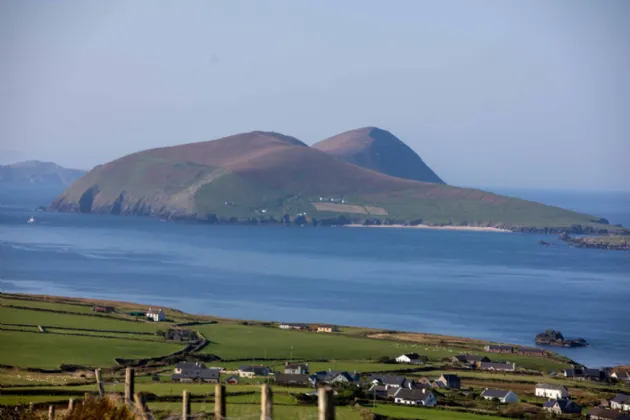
[
  {"xmin": 261, "ymin": 384, "xmax": 273, "ymax": 420},
  {"xmin": 134, "ymin": 393, "xmax": 148, "ymax": 420},
  {"xmin": 182, "ymin": 390, "xmax": 190, "ymax": 420},
  {"xmin": 94, "ymin": 369, "xmax": 104, "ymax": 397},
  {"xmin": 83, "ymin": 392, "xmax": 90, "ymax": 405},
  {"xmin": 215, "ymin": 384, "xmax": 226, "ymax": 420},
  {"xmin": 318, "ymin": 387, "xmax": 334, "ymax": 420},
  {"xmin": 48, "ymin": 405, "xmax": 55, "ymax": 420},
  {"xmin": 125, "ymin": 367, "xmax": 135, "ymax": 405},
  {"xmin": 29, "ymin": 402, "xmax": 34, "ymax": 412},
  {"xmin": 67, "ymin": 398, "xmax": 75, "ymax": 413}
]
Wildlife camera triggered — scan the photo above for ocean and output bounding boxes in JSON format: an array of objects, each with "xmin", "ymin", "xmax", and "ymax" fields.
[{"xmin": 1, "ymin": 184, "xmax": 629, "ymax": 368}]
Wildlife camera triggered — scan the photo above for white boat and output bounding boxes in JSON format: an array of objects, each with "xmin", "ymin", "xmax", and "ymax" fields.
[{"xmin": 27, "ymin": 216, "xmax": 35, "ymax": 224}]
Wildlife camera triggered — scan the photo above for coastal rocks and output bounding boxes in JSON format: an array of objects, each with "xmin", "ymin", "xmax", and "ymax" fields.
[
  {"xmin": 535, "ymin": 330, "xmax": 588, "ymax": 347},
  {"xmin": 559, "ymin": 233, "xmax": 630, "ymax": 251}
]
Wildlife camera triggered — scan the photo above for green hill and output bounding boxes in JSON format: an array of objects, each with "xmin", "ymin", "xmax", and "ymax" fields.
[{"xmin": 50, "ymin": 130, "xmax": 618, "ymax": 232}]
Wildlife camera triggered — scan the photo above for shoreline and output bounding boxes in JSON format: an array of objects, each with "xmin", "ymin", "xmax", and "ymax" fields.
[{"xmin": 345, "ymin": 224, "xmax": 511, "ymax": 233}]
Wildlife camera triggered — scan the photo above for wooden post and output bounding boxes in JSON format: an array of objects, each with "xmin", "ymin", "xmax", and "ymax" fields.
[
  {"xmin": 94, "ymin": 369, "xmax": 104, "ymax": 397},
  {"xmin": 318, "ymin": 387, "xmax": 334, "ymax": 420},
  {"xmin": 261, "ymin": 384, "xmax": 273, "ymax": 420},
  {"xmin": 182, "ymin": 390, "xmax": 190, "ymax": 420},
  {"xmin": 214, "ymin": 384, "xmax": 226, "ymax": 420},
  {"xmin": 124, "ymin": 368, "xmax": 134, "ymax": 405},
  {"xmin": 29, "ymin": 402, "xmax": 34, "ymax": 412},
  {"xmin": 134, "ymin": 393, "xmax": 148, "ymax": 420},
  {"xmin": 83, "ymin": 392, "xmax": 90, "ymax": 405},
  {"xmin": 67, "ymin": 398, "xmax": 75, "ymax": 413},
  {"xmin": 48, "ymin": 405, "xmax": 55, "ymax": 420}
]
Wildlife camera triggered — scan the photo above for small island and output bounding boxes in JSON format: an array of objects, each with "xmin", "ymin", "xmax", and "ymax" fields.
[{"xmin": 535, "ymin": 329, "xmax": 588, "ymax": 347}]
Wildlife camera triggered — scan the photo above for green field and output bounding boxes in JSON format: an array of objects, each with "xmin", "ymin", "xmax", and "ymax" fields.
[
  {"xmin": 0, "ymin": 306, "xmax": 159, "ymax": 333},
  {"xmin": 0, "ymin": 330, "xmax": 183, "ymax": 369},
  {"xmin": 1, "ymin": 293, "xmax": 621, "ymax": 420},
  {"xmin": 197, "ymin": 323, "xmax": 457, "ymax": 361}
]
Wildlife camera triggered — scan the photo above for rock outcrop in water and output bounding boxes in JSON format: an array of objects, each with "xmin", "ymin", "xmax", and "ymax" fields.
[
  {"xmin": 535, "ymin": 330, "xmax": 588, "ymax": 347},
  {"xmin": 559, "ymin": 232, "xmax": 630, "ymax": 251}
]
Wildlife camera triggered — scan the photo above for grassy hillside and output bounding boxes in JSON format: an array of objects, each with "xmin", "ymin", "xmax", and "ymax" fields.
[{"xmin": 50, "ymin": 130, "xmax": 618, "ymax": 231}]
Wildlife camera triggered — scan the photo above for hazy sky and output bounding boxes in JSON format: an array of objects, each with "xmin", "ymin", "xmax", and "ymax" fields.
[{"xmin": 1, "ymin": 0, "xmax": 629, "ymax": 190}]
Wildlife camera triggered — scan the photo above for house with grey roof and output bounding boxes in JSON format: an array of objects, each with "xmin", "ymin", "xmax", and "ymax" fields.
[
  {"xmin": 452, "ymin": 355, "xmax": 491, "ymax": 365},
  {"xmin": 588, "ymin": 407, "xmax": 630, "ymax": 420},
  {"xmin": 434, "ymin": 374, "xmax": 461, "ymax": 389},
  {"xmin": 484, "ymin": 345, "xmax": 514, "ymax": 353},
  {"xmin": 543, "ymin": 399, "xmax": 581, "ymax": 415},
  {"xmin": 480, "ymin": 389, "xmax": 519, "ymax": 403},
  {"xmin": 310, "ymin": 370, "xmax": 358, "ymax": 385},
  {"xmin": 393, "ymin": 388, "xmax": 437, "ymax": 407},
  {"xmin": 239, "ymin": 365, "xmax": 271, "ymax": 378},
  {"xmin": 284, "ymin": 362, "xmax": 309, "ymax": 375},
  {"xmin": 611, "ymin": 394, "xmax": 630, "ymax": 411},
  {"xmin": 274, "ymin": 373, "xmax": 310, "ymax": 387},
  {"xmin": 535, "ymin": 383, "xmax": 569, "ymax": 399},
  {"xmin": 172, "ymin": 362, "xmax": 220, "ymax": 383}
]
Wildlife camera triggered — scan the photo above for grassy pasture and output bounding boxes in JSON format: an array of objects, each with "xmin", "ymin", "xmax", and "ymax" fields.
[{"xmin": 0, "ymin": 330, "xmax": 183, "ymax": 369}]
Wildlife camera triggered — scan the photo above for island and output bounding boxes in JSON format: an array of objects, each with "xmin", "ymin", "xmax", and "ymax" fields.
[
  {"xmin": 535, "ymin": 329, "xmax": 588, "ymax": 347},
  {"xmin": 48, "ymin": 128, "xmax": 625, "ymax": 234}
]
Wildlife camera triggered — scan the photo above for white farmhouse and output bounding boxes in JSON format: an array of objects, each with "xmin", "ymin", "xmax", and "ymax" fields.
[
  {"xmin": 395, "ymin": 353, "xmax": 426, "ymax": 364},
  {"xmin": 146, "ymin": 308, "xmax": 165, "ymax": 322},
  {"xmin": 481, "ymin": 389, "xmax": 519, "ymax": 404},
  {"xmin": 535, "ymin": 384, "xmax": 569, "ymax": 400}
]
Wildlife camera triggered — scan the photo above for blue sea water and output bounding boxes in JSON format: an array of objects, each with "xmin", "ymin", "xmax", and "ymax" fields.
[{"xmin": 1, "ymin": 184, "xmax": 629, "ymax": 368}]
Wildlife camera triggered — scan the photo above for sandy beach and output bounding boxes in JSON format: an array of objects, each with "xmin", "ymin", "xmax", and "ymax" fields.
[{"xmin": 345, "ymin": 224, "xmax": 511, "ymax": 233}]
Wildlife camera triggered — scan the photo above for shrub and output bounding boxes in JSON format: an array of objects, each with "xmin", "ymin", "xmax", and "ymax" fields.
[{"xmin": 65, "ymin": 396, "xmax": 136, "ymax": 420}]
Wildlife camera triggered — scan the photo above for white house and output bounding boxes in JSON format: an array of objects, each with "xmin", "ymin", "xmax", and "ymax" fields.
[
  {"xmin": 481, "ymin": 389, "xmax": 519, "ymax": 404},
  {"xmin": 395, "ymin": 353, "xmax": 427, "ymax": 364},
  {"xmin": 394, "ymin": 388, "xmax": 437, "ymax": 407},
  {"xmin": 146, "ymin": 308, "xmax": 165, "ymax": 322},
  {"xmin": 535, "ymin": 383, "xmax": 569, "ymax": 399},
  {"xmin": 279, "ymin": 323, "xmax": 307, "ymax": 330},
  {"xmin": 610, "ymin": 394, "xmax": 630, "ymax": 411},
  {"xmin": 238, "ymin": 365, "xmax": 271, "ymax": 378}
]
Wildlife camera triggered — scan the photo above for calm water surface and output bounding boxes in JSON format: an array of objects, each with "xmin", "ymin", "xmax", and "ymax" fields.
[{"xmin": 1, "ymin": 185, "xmax": 629, "ymax": 367}]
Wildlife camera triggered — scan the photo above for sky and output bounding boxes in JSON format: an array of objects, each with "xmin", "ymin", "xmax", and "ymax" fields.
[{"xmin": 1, "ymin": 0, "xmax": 629, "ymax": 191}]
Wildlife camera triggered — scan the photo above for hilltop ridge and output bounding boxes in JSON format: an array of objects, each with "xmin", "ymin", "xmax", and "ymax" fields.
[{"xmin": 50, "ymin": 128, "xmax": 618, "ymax": 233}]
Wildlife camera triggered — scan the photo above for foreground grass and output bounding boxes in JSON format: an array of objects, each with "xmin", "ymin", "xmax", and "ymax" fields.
[
  {"xmin": 0, "ymin": 331, "xmax": 183, "ymax": 369},
  {"xmin": 372, "ymin": 403, "xmax": 506, "ymax": 420}
]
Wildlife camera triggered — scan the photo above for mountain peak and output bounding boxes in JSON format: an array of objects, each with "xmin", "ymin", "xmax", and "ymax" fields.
[{"xmin": 313, "ymin": 127, "xmax": 445, "ymax": 184}]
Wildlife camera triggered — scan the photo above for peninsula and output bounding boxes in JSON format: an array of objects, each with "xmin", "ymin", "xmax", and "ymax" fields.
[{"xmin": 49, "ymin": 128, "xmax": 621, "ymax": 233}]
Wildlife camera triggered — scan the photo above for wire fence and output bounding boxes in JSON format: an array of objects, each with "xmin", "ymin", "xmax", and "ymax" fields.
[{"xmin": 38, "ymin": 368, "xmax": 336, "ymax": 420}]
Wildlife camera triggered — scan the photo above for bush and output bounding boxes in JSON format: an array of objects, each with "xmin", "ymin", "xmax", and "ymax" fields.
[{"xmin": 65, "ymin": 396, "xmax": 136, "ymax": 420}]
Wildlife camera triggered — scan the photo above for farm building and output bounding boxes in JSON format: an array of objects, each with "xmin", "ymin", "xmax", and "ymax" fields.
[
  {"xmin": 480, "ymin": 389, "xmax": 519, "ymax": 403},
  {"xmin": 146, "ymin": 308, "xmax": 165, "ymax": 322}
]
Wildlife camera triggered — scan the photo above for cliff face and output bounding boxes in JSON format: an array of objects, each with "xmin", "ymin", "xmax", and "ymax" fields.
[
  {"xmin": 50, "ymin": 129, "xmax": 615, "ymax": 231},
  {"xmin": 313, "ymin": 127, "xmax": 444, "ymax": 184},
  {"xmin": 0, "ymin": 161, "xmax": 85, "ymax": 186}
]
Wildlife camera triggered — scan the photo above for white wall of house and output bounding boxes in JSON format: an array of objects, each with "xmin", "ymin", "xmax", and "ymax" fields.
[{"xmin": 535, "ymin": 388, "xmax": 567, "ymax": 399}]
